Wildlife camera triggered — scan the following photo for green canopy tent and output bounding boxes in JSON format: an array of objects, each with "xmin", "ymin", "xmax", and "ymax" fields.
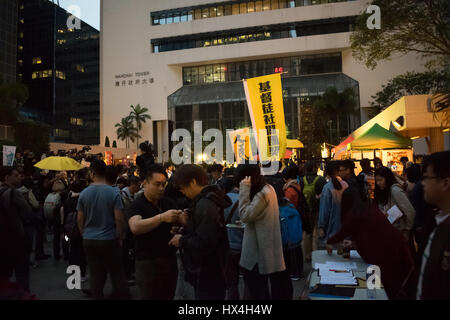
[{"xmin": 347, "ymin": 123, "xmax": 412, "ymax": 150}]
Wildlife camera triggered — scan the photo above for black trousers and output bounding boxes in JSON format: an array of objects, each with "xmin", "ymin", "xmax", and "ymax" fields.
[
  {"xmin": 69, "ymin": 238, "xmax": 87, "ymax": 277},
  {"xmin": 83, "ymin": 239, "xmax": 130, "ymax": 300},
  {"xmin": 34, "ymin": 219, "xmax": 46, "ymax": 256},
  {"xmin": 52, "ymin": 223, "xmax": 68, "ymax": 258},
  {"xmin": 121, "ymin": 237, "xmax": 135, "ymax": 280},
  {"xmin": 283, "ymin": 245, "xmax": 304, "ymax": 277},
  {"xmin": 135, "ymin": 255, "xmax": 178, "ymax": 300},
  {"xmin": 243, "ymin": 265, "xmax": 293, "ymax": 300}
]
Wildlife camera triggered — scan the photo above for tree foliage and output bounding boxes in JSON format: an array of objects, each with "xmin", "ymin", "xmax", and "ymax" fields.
[
  {"xmin": 115, "ymin": 116, "xmax": 139, "ymax": 149},
  {"xmin": 351, "ymin": 0, "xmax": 450, "ymax": 70},
  {"xmin": 0, "ymin": 78, "xmax": 29, "ymax": 125},
  {"xmin": 13, "ymin": 120, "xmax": 50, "ymax": 157},
  {"xmin": 128, "ymin": 104, "xmax": 151, "ymax": 148},
  {"xmin": 369, "ymin": 69, "xmax": 450, "ymax": 115},
  {"xmin": 314, "ymin": 87, "xmax": 358, "ymax": 144}
]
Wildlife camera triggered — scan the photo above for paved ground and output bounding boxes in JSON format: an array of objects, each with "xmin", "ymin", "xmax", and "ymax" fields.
[{"xmin": 26, "ymin": 237, "xmax": 311, "ymax": 300}]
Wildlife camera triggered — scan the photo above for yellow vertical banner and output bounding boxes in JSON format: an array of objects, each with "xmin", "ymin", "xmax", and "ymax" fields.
[
  {"xmin": 228, "ymin": 128, "xmax": 253, "ymax": 164},
  {"xmin": 243, "ymin": 73, "xmax": 286, "ymax": 162}
]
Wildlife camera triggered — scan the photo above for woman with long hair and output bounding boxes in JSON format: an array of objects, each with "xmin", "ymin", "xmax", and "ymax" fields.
[
  {"xmin": 235, "ymin": 163, "xmax": 292, "ymax": 300},
  {"xmin": 374, "ymin": 166, "xmax": 416, "ymax": 242},
  {"xmin": 318, "ymin": 161, "xmax": 348, "ymax": 253}
]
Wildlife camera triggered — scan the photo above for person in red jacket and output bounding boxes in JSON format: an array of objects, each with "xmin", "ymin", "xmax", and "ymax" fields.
[{"xmin": 327, "ymin": 199, "xmax": 416, "ymax": 300}]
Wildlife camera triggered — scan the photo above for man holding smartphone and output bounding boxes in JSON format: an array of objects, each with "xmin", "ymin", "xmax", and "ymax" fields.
[{"xmin": 128, "ymin": 164, "xmax": 182, "ymax": 300}]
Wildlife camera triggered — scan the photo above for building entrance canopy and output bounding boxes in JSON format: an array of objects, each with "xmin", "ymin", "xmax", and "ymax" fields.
[{"xmin": 168, "ymin": 73, "xmax": 359, "ymax": 106}]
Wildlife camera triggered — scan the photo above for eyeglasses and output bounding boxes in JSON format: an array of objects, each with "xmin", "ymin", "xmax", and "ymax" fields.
[{"xmin": 422, "ymin": 175, "xmax": 441, "ymax": 181}]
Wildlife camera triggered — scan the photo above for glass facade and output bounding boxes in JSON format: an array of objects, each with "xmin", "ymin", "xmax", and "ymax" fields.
[
  {"xmin": 17, "ymin": 0, "xmax": 100, "ymax": 145},
  {"xmin": 168, "ymin": 73, "xmax": 360, "ymax": 159},
  {"xmin": 183, "ymin": 53, "xmax": 342, "ymax": 85},
  {"xmin": 152, "ymin": 17, "xmax": 355, "ymax": 53},
  {"xmin": 151, "ymin": 0, "xmax": 355, "ymax": 25}
]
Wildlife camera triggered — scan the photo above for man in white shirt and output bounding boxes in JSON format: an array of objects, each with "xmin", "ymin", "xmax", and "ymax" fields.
[{"xmin": 416, "ymin": 151, "xmax": 450, "ymax": 300}]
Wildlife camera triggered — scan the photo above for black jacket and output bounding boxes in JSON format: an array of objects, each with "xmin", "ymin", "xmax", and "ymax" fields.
[
  {"xmin": 420, "ymin": 215, "xmax": 450, "ymax": 300},
  {"xmin": 180, "ymin": 185, "xmax": 232, "ymax": 290}
]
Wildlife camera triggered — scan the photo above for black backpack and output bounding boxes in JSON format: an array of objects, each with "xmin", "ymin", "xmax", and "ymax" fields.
[{"xmin": 287, "ymin": 185, "xmax": 313, "ymax": 234}]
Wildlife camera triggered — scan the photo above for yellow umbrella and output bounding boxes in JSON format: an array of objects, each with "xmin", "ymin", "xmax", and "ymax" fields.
[
  {"xmin": 34, "ymin": 156, "xmax": 83, "ymax": 171},
  {"xmin": 286, "ymin": 139, "xmax": 304, "ymax": 149}
]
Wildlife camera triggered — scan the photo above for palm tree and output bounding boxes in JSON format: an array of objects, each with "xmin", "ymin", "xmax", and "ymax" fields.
[
  {"xmin": 314, "ymin": 87, "xmax": 358, "ymax": 143},
  {"xmin": 129, "ymin": 104, "xmax": 151, "ymax": 148},
  {"xmin": 115, "ymin": 116, "xmax": 139, "ymax": 149}
]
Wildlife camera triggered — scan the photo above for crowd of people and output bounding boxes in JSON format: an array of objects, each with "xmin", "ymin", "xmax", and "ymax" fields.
[{"xmin": 0, "ymin": 145, "xmax": 449, "ymax": 300}]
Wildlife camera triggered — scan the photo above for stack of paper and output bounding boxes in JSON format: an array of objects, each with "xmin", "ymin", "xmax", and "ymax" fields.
[
  {"xmin": 387, "ymin": 205, "xmax": 403, "ymax": 224},
  {"xmin": 315, "ymin": 261, "xmax": 357, "ymax": 270},
  {"xmin": 315, "ymin": 262, "xmax": 358, "ymax": 286},
  {"xmin": 350, "ymin": 250, "xmax": 361, "ymax": 259}
]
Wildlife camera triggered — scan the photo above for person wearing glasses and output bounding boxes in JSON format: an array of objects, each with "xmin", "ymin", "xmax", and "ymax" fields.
[{"xmin": 416, "ymin": 151, "xmax": 450, "ymax": 300}]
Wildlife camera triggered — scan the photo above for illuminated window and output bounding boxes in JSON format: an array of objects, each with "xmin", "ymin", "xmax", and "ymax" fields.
[
  {"xmin": 248, "ymin": 2, "xmax": 255, "ymax": 12},
  {"xmin": 76, "ymin": 64, "xmax": 85, "ymax": 72},
  {"xmin": 263, "ymin": 0, "xmax": 271, "ymax": 10},
  {"xmin": 255, "ymin": 1, "xmax": 263, "ymax": 11},
  {"xmin": 32, "ymin": 70, "xmax": 54, "ymax": 79},
  {"xmin": 217, "ymin": 6, "xmax": 224, "ymax": 16},
  {"xmin": 20, "ymin": 18, "xmax": 24, "ymax": 24},
  {"xmin": 240, "ymin": 2, "xmax": 247, "ymax": 13},
  {"xmin": 56, "ymin": 71, "xmax": 66, "ymax": 80},
  {"xmin": 20, "ymin": 4, "xmax": 24, "ymax": 9},
  {"xmin": 271, "ymin": 0, "xmax": 280, "ymax": 9},
  {"xmin": 32, "ymin": 57, "xmax": 42, "ymax": 64},
  {"xmin": 202, "ymin": 8, "xmax": 209, "ymax": 18},
  {"xmin": 55, "ymin": 129, "xmax": 70, "ymax": 138},
  {"xmin": 70, "ymin": 118, "xmax": 84, "ymax": 126},
  {"xmin": 232, "ymin": 3, "xmax": 239, "ymax": 15},
  {"xmin": 18, "ymin": 45, "xmax": 23, "ymax": 52},
  {"xmin": 57, "ymin": 39, "xmax": 66, "ymax": 45},
  {"xmin": 18, "ymin": 59, "xmax": 23, "ymax": 65},
  {"xmin": 68, "ymin": 28, "xmax": 74, "ymax": 32},
  {"xmin": 58, "ymin": 29, "xmax": 64, "ymax": 33},
  {"xmin": 19, "ymin": 32, "xmax": 24, "ymax": 39}
]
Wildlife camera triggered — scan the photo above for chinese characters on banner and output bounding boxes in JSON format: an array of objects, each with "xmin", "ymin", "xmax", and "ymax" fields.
[
  {"xmin": 227, "ymin": 128, "xmax": 254, "ymax": 164},
  {"xmin": 243, "ymin": 73, "xmax": 286, "ymax": 162}
]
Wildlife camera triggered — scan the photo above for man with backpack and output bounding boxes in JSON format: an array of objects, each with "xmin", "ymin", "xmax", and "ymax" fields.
[
  {"xmin": 301, "ymin": 161, "xmax": 326, "ymax": 262},
  {"xmin": 223, "ymin": 179, "xmax": 245, "ymax": 300},
  {"xmin": 0, "ymin": 167, "xmax": 32, "ymax": 292},
  {"xmin": 169, "ymin": 164, "xmax": 231, "ymax": 300},
  {"xmin": 120, "ymin": 176, "xmax": 141, "ymax": 286},
  {"xmin": 281, "ymin": 165, "xmax": 305, "ymax": 280}
]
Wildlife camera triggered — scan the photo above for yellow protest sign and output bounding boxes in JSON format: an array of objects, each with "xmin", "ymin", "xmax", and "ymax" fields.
[
  {"xmin": 243, "ymin": 73, "xmax": 286, "ymax": 162},
  {"xmin": 228, "ymin": 128, "xmax": 253, "ymax": 164}
]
